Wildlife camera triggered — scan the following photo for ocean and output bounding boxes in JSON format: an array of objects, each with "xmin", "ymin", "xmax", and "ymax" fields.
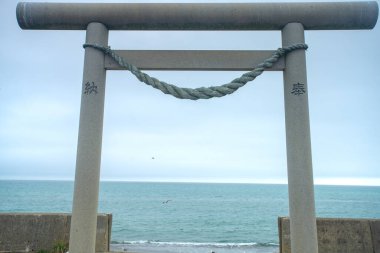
[{"xmin": 1, "ymin": 180, "xmax": 380, "ymax": 253}]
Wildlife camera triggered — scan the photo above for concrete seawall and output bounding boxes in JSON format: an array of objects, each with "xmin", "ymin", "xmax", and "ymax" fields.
[
  {"xmin": 0, "ymin": 213, "xmax": 112, "ymax": 252},
  {"xmin": 279, "ymin": 217, "xmax": 380, "ymax": 253}
]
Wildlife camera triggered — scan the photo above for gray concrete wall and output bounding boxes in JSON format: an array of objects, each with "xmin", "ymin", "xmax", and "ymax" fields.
[
  {"xmin": 0, "ymin": 213, "xmax": 112, "ymax": 252},
  {"xmin": 279, "ymin": 217, "xmax": 380, "ymax": 253}
]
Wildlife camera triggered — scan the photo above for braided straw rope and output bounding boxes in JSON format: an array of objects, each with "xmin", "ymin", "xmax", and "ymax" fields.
[{"xmin": 83, "ymin": 43, "xmax": 308, "ymax": 100}]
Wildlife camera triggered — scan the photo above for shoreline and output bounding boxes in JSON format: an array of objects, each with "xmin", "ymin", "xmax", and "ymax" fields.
[{"xmin": 110, "ymin": 242, "xmax": 279, "ymax": 253}]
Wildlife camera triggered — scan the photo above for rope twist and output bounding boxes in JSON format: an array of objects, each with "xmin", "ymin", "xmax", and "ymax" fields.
[{"xmin": 83, "ymin": 43, "xmax": 308, "ymax": 100}]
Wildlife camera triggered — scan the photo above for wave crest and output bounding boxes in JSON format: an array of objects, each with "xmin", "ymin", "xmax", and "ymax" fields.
[{"xmin": 119, "ymin": 240, "xmax": 278, "ymax": 248}]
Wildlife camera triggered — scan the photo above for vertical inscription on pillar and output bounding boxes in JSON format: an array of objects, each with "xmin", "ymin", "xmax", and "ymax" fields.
[
  {"xmin": 290, "ymin": 82, "xmax": 306, "ymax": 96},
  {"xmin": 84, "ymin": 81, "xmax": 98, "ymax": 95}
]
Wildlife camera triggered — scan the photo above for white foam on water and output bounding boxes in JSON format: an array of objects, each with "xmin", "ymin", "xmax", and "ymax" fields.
[{"xmin": 112, "ymin": 241, "xmax": 279, "ymax": 253}]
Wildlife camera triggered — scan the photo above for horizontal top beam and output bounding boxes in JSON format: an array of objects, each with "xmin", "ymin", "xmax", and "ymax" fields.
[{"xmin": 17, "ymin": 2, "xmax": 378, "ymax": 31}]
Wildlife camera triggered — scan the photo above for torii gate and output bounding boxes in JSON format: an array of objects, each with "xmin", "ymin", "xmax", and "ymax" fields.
[{"xmin": 16, "ymin": 2, "xmax": 378, "ymax": 253}]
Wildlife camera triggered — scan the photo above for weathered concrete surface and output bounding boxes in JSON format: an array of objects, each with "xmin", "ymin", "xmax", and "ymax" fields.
[
  {"xmin": 279, "ymin": 217, "xmax": 380, "ymax": 253},
  {"xmin": 282, "ymin": 23, "xmax": 318, "ymax": 253},
  {"xmin": 69, "ymin": 22, "xmax": 108, "ymax": 253},
  {"xmin": 105, "ymin": 50, "xmax": 285, "ymax": 71},
  {"xmin": 371, "ymin": 219, "xmax": 380, "ymax": 252},
  {"xmin": 0, "ymin": 213, "xmax": 112, "ymax": 252},
  {"xmin": 16, "ymin": 2, "xmax": 378, "ymax": 31}
]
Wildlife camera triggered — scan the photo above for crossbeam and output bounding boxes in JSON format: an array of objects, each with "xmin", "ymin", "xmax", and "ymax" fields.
[
  {"xmin": 17, "ymin": 2, "xmax": 378, "ymax": 31},
  {"xmin": 105, "ymin": 50, "xmax": 284, "ymax": 71}
]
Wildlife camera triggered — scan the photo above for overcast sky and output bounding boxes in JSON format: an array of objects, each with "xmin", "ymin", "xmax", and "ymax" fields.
[{"xmin": 0, "ymin": 0, "xmax": 379, "ymax": 185}]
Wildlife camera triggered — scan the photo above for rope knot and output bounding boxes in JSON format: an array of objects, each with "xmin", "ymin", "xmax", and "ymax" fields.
[{"xmin": 103, "ymin": 46, "xmax": 112, "ymax": 54}]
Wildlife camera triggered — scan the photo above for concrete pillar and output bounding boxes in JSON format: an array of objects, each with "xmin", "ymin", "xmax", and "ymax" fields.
[
  {"xmin": 282, "ymin": 23, "xmax": 318, "ymax": 253},
  {"xmin": 69, "ymin": 22, "xmax": 108, "ymax": 253}
]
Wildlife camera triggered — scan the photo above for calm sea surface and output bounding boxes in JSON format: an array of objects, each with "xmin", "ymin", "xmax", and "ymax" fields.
[{"xmin": 1, "ymin": 180, "xmax": 380, "ymax": 253}]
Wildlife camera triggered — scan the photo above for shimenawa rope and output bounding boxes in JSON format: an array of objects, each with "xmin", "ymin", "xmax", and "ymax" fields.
[{"xmin": 83, "ymin": 43, "xmax": 308, "ymax": 100}]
